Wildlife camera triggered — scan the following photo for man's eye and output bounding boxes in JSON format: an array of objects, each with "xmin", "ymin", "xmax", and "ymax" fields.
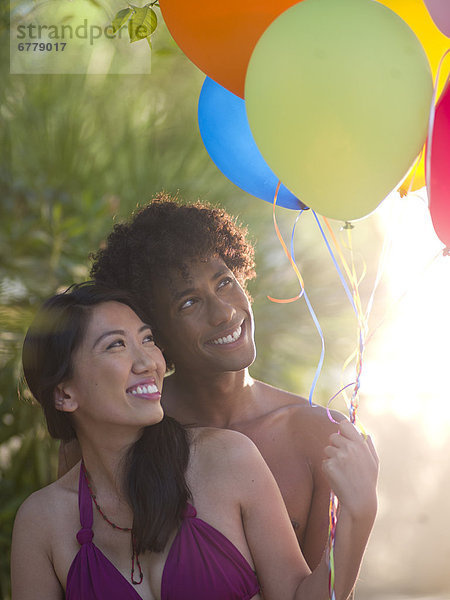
[
  {"xmin": 218, "ymin": 276, "xmax": 233, "ymax": 288},
  {"xmin": 143, "ymin": 334, "xmax": 155, "ymax": 344},
  {"xmin": 180, "ymin": 298, "xmax": 195, "ymax": 310}
]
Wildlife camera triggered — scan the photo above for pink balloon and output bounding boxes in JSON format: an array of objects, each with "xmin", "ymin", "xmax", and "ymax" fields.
[
  {"xmin": 428, "ymin": 76, "xmax": 450, "ymax": 248},
  {"xmin": 423, "ymin": 0, "xmax": 450, "ymax": 37}
]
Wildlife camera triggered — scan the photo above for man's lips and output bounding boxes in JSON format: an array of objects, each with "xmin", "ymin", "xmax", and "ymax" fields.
[{"xmin": 205, "ymin": 320, "xmax": 245, "ymax": 346}]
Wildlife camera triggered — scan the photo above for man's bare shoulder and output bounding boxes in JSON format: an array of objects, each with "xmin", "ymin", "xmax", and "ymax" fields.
[
  {"xmin": 244, "ymin": 380, "xmax": 346, "ymax": 445},
  {"xmin": 254, "ymin": 380, "xmax": 344, "ymax": 419}
]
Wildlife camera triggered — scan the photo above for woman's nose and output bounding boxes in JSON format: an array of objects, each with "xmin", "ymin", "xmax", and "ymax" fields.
[{"xmin": 132, "ymin": 346, "xmax": 157, "ymax": 373}]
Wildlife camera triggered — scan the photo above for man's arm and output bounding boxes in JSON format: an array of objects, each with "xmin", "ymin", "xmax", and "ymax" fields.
[{"xmin": 289, "ymin": 405, "xmax": 347, "ymax": 570}]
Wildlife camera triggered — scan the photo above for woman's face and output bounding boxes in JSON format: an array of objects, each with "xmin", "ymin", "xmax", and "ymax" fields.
[{"xmin": 58, "ymin": 301, "xmax": 166, "ymax": 436}]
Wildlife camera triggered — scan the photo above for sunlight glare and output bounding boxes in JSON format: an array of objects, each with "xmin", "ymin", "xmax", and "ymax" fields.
[{"xmin": 363, "ymin": 190, "xmax": 450, "ymax": 443}]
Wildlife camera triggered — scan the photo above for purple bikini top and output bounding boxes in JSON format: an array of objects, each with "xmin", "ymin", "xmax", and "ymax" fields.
[{"xmin": 66, "ymin": 464, "xmax": 260, "ymax": 600}]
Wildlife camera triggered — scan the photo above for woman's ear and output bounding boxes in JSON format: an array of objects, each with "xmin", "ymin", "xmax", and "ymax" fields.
[{"xmin": 54, "ymin": 384, "xmax": 78, "ymax": 413}]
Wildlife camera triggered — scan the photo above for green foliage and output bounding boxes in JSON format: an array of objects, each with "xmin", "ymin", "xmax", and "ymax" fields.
[{"xmin": 111, "ymin": 3, "xmax": 158, "ymax": 47}]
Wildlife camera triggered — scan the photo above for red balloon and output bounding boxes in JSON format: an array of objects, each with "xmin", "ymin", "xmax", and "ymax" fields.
[
  {"xmin": 428, "ymin": 76, "xmax": 450, "ymax": 248},
  {"xmin": 159, "ymin": 0, "xmax": 302, "ymax": 97}
]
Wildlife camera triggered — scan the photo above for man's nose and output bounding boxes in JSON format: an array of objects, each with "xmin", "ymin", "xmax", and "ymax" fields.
[{"xmin": 207, "ymin": 294, "xmax": 235, "ymax": 326}]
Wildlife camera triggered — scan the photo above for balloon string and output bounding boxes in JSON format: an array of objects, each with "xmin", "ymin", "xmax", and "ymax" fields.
[
  {"xmin": 311, "ymin": 211, "xmax": 357, "ymax": 313},
  {"xmin": 426, "ymin": 49, "xmax": 450, "ymax": 203},
  {"xmin": 267, "ymin": 181, "xmax": 305, "ymax": 303},
  {"xmin": 312, "ymin": 214, "xmax": 371, "ymax": 600},
  {"xmin": 318, "ymin": 220, "xmax": 367, "ymax": 600},
  {"xmin": 327, "ymin": 490, "xmax": 338, "ymax": 600},
  {"xmin": 313, "ymin": 213, "xmax": 367, "ymax": 423},
  {"xmin": 289, "ymin": 211, "xmax": 326, "ymax": 406},
  {"xmin": 267, "ymin": 183, "xmax": 325, "ymax": 405},
  {"xmin": 340, "ymin": 226, "xmax": 367, "ymax": 422},
  {"xmin": 340, "ymin": 226, "xmax": 365, "ymax": 411}
]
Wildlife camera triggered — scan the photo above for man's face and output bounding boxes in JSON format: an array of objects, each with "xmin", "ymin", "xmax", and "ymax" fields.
[{"xmin": 151, "ymin": 256, "xmax": 256, "ymax": 375}]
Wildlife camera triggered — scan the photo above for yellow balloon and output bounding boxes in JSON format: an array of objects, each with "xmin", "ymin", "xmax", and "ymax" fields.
[
  {"xmin": 245, "ymin": 0, "xmax": 433, "ymax": 221},
  {"xmin": 398, "ymin": 152, "xmax": 425, "ymax": 196},
  {"xmin": 377, "ymin": 0, "xmax": 449, "ymax": 194}
]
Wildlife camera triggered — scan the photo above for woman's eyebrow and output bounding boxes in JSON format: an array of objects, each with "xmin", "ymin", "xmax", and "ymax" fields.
[
  {"xmin": 92, "ymin": 325, "xmax": 152, "ymax": 348},
  {"xmin": 92, "ymin": 330, "xmax": 125, "ymax": 349}
]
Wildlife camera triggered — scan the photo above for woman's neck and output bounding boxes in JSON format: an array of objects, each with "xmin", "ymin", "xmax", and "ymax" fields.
[{"xmin": 75, "ymin": 427, "xmax": 141, "ymax": 499}]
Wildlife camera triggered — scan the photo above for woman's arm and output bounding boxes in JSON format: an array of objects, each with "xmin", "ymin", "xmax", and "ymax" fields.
[
  {"xmin": 11, "ymin": 494, "xmax": 64, "ymax": 600},
  {"xmin": 238, "ymin": 419, "xmax": 378, "ymax": 600}
]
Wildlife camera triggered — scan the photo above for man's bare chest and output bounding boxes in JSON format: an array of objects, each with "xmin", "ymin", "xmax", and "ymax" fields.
[{"xmin": 233, "ymin": 421, "xmax": 314, "ymax": 540}]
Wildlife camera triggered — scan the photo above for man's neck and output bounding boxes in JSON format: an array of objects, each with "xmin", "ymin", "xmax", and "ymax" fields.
[{"xmin": 162, "ymin": 367, "xmax": 261, "ymax": 428}]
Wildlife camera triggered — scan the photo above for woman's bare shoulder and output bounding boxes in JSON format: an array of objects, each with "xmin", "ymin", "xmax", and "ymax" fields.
[
  {"xmin": 190, "ymin": 426, "xmax": 258, "ymax": 454},
  {"xmin": 14, "ymin": 463, "xmax": 79, "ymax": 529},
  {"xmin": 189, "ymin": 426, "xmax": 264, "ymax": 484}
]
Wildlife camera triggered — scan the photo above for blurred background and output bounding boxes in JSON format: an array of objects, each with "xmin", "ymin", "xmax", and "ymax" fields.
[{"xmin": 1, "ymin": 2, "xmax": 449, "ymax": 599}]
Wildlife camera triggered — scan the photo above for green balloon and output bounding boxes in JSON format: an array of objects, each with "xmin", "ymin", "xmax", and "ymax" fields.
[{"xmin": 245, "ymin": 0, "xmax": 433, "ymax": 221}]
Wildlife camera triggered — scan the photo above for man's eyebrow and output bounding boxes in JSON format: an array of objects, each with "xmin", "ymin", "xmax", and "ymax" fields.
[
  {"xmin": 171, "ymin": 269, "xmax": 231, "ymax": 302},
  {"xmin": 212, "ymin": 268, "xmax": 230, "ymax": 280},
  {"xmin": 172, "ymin": 287, "xmax": 196, "ymax": 302},
  {"xmin": 92, "ymin": 324, "xmax": 151, "ymax": 349}
]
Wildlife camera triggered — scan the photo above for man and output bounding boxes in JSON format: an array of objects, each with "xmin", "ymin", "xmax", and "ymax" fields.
[{"xmin": 62, "ymin": 193, "xmax": 345, "ymax": 570}]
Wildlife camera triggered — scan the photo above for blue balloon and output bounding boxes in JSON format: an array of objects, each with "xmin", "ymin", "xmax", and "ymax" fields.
[{"xmin": 198, "ymin": 77, "xmax": 307, "ymax": 211}]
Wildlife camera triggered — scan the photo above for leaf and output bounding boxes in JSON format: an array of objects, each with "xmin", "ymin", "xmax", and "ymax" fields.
[
  {"xmin": 111, "ymin": 7, "xmax": 132, "ymax": 34},
  {"xmin": 128, "ymin": 6, "xmax": 157, "ymax": 43}
]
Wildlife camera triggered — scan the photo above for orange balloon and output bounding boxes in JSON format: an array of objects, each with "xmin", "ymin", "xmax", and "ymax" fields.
[
  {"xmin": 377, "ymin": 0, "xmax": 449, "ymax": 194},
  {"xmin": 159, "ymin": 0, "xmax": 302, "ymax": 97}
]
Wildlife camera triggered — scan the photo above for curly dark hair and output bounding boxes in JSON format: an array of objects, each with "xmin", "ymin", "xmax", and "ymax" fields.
[{"xmin": 90, "ymin": 193, "xmax": 256, "ymax": 320}]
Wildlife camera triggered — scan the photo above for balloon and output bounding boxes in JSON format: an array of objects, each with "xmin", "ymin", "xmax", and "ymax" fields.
[
  {"xmin": 159, "ymin": 0, "xmax": 302, "ymax": 97},
  {"xmin": 398, "ymin": 152, "xmax": 425, "ymax": 197},
  {"xmin": 423, "ymin": 0, "xmax": 450, "ymax": 38},
  {"xmin": 198, "ymin": 77, "xmax": 306, "ymax": 210},
  {"xmin": 428, "ymin": 76, "xmax": 450, "ymax": 247},
  {"xmin": 245, "ymin": 0, "xmax": 433, "ymax": 221},
  {"xmin": 377, "ymin": 0, "xmax": 450, "ymax": 195}
]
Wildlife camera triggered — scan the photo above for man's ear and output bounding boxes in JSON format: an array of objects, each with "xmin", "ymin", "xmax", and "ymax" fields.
[{"xmin": 54, "ymin": 384, "xmax": 78, "ymax": 413}]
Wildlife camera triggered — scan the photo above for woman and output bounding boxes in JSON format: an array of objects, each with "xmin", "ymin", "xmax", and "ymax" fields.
[{"xmin": 11, "ymin": 282, "xmax": 378, "ymax": 600}]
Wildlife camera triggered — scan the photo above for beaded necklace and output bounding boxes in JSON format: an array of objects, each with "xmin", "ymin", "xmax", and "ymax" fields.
[{"xmin": 81, "ymin": 461, "xmax": 143, "ymax": 585}]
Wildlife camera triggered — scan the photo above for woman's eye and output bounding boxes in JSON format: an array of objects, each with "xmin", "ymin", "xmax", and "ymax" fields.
[
  {"xmin": 143, "ymin": 334, "xmax": 155, "ymax": 344},
  {"xmin": 106, "ymin": 339, "xmax": 125, "ymax": 349}
]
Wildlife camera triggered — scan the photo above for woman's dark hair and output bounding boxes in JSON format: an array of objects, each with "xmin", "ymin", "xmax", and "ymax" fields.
[{"xmin": 22, "ymin": 281, "xmax": 191, "ymax": 552}]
